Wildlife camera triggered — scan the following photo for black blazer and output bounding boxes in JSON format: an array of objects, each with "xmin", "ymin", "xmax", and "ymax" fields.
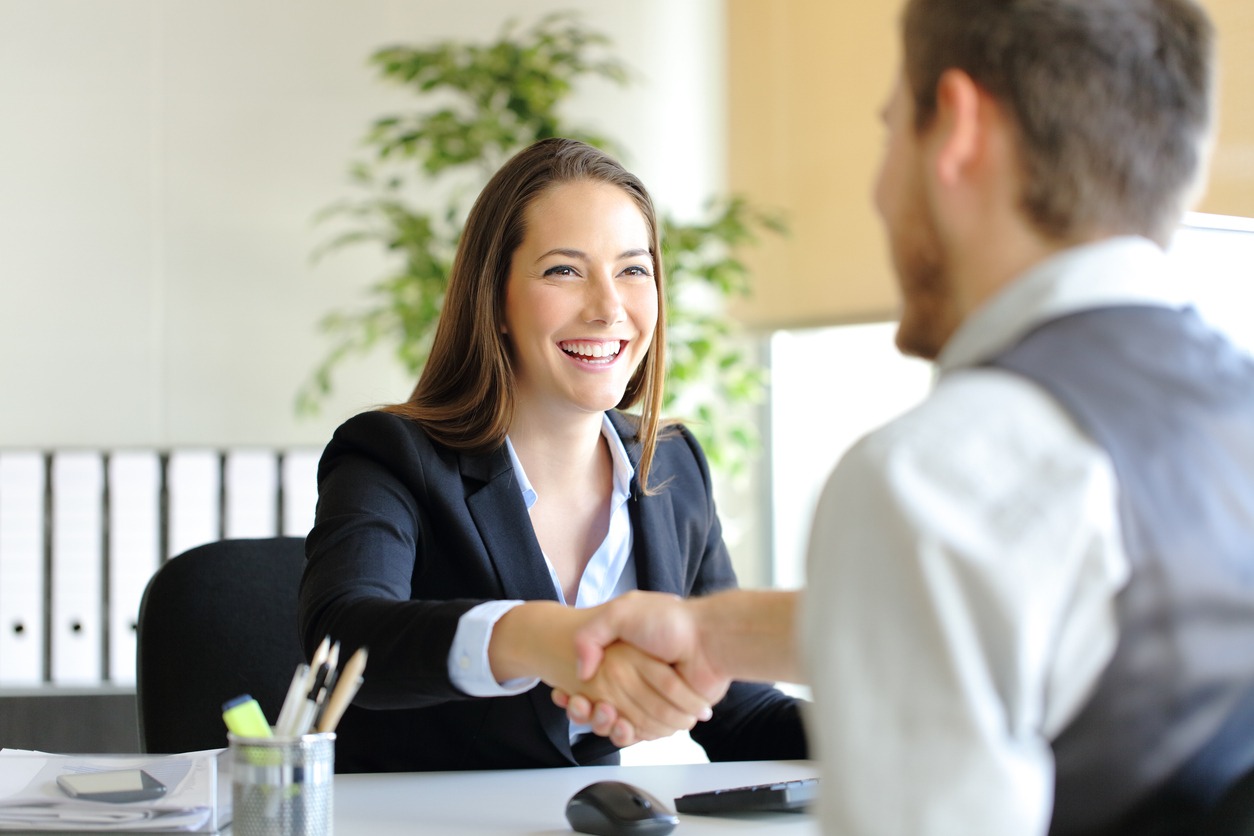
[{"xmin": 300, "ymin": 409, "xmax": 807, "ymax": 772}]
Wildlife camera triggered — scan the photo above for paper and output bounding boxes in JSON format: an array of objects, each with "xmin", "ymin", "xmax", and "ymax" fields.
[{"xmin": 0, "ymin": 749, "xmax": 228, "ymax": 833}]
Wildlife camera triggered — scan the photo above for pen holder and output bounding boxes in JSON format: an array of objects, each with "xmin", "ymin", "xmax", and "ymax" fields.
[{"xmin": 229, "ymin": 732, "xmax": 335, "ymax": 836}]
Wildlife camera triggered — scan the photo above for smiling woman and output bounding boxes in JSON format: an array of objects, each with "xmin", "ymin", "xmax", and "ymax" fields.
[
  {"xmin": 296, "ymin": 138, "xmax": 808, "ymax": 774},
  {"xmin": 504, "ymin": 181, "xmax": 659, "ymax": 436}
]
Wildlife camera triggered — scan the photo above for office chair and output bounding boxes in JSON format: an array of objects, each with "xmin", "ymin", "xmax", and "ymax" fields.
[
  {"xmin": 136, "ymin": 537, "xmax": 308, "ymax": 753},
  {"xmin": 1198, "ymin": 766, "xmax": 1254, "ymax": 836}
]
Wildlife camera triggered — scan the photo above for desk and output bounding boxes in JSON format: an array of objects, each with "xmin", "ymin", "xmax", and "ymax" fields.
[{"xmin": 333, "ymin": 760, "xmax": 820, "ymax": 834}]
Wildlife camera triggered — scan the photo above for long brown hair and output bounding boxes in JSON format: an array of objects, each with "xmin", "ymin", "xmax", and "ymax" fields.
[{"xmin": 382, "ymin": 138, "xmax": 669, "ymax": 492}]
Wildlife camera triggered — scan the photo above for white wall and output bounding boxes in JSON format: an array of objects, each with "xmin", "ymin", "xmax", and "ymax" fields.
[{"xmin": 0, "ymin": 0, "xmax": 726, "ymax": 448}]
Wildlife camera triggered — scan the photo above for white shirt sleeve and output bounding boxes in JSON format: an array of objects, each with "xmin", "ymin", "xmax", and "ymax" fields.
[
  {"xmin": 802, "ymin": 369, "xmax": 1128, "ymax": 836},
  {"xmin": 448, "ymin": 599, "xmax": 540, "ymax": 697}
]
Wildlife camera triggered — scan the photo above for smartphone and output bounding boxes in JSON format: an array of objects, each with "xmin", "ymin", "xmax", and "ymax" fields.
[{"xmin": 56, "ymin": 769, "xmax": 168, "ymax": 803}]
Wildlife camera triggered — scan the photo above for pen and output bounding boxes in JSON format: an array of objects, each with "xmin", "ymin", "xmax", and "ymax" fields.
[
  {"xmin": 274, "ymin": 663, "xmax": 310, "ymax": 737},
  {"xmin": 323, "ymin": 641, "xmax": 341, "ymax": 692},
  {"xmin": 277, "ymin": 636, "xmax": 331, "ymax": 738},
  {"xmin": 308, "ymin": 635, "xmax": 332, "ymax": 676},
  {"xmin": 292, "ymin": 657, "xmax": 334, "ymax": 737},
  {"xmin": 317, "ymin": 647, "xmax": 368, "ymax": 733},
  {"xmin": 222, "ymin": 694, "xmax": 273, "ymax": 739}
]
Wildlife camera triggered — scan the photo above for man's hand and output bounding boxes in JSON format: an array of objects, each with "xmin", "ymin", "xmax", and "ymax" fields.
[
  {"xmin": 551, "ymin": 591, "xmax": 733, "ymax": 745},
  {"xmin": 572, "ymin": 591, "xmax": 728, "ymax": 695},
  {"xmin": 490, "ymin": 600, "xmax": 715, "ymax": 745},
  {"xmin": 548, "ymin": 641, "xmax": 713, "ymax": 745},
  {"xmin": 554, "ymin": 589, "xmax": 804, "ymax": 745}
]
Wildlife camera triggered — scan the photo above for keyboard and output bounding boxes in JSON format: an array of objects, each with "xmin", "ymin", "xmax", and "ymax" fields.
[{"xmin": 673, "ymin": 777, "xmax": 819, "ymax": 814}]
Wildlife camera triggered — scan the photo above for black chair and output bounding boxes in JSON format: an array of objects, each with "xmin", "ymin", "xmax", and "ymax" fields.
[
  {"xmin": 1199, "ymin": 767, "xmax": 1254, "ymax": 836},
  {"xmin": 136, "ymin": 537, "xmax": 308, "ymax": 753}
]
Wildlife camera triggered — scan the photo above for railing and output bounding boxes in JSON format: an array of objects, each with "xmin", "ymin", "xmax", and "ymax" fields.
[{"xmin": 0, "ymin": 448, "xmax": 320, "ymax": 688}]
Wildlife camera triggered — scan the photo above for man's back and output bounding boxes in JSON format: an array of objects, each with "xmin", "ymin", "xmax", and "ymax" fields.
[{"xmin": 994, "ymin": 304, "xmax": 1254, "ymax": 835}]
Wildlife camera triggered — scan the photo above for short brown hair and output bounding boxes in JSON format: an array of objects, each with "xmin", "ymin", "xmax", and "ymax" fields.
[
  {"xmin": 902, "ymin": 0, "xmax": 1214, "ymax": 244},
  {"xmin": 382, "ymin": 138, "xmax": 669, "ymax": 491}
]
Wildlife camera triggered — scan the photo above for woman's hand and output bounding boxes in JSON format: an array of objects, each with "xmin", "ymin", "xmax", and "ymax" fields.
[
  {"xmin": 551, "ymin": 684, "xmax": 637, "ymax": 747},
  {"xmin": 557, "ymin": 640, "xmax": 712, "ymax": 744},
  {"xmin": 489, "ymin": 601, "xmax": 713, "ymax": 745}
]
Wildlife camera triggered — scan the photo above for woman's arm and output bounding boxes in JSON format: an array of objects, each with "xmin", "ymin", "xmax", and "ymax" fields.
[{"xmin": 299, "ymin": 417, "xmax": 473, "ymax": 708}]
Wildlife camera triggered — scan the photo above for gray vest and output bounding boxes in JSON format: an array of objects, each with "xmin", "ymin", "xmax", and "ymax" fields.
[{"xmin": 989, "ymin": 305, "xmax": 1254, "ymax": 836}]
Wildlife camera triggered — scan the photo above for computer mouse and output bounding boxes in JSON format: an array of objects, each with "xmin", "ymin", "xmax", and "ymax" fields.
[{"xmin": 565, "ymin": 780, "xmax": 679, "ymax": 836}]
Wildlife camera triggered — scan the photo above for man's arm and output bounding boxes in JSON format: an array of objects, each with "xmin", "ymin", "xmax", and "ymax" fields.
[{"xmin": 572, "ymin": 588, "xmax": 804, "ymax": 686}]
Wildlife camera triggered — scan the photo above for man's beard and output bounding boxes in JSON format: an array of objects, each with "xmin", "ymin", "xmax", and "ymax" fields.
[{"xmin": 891, "ymin": 206, "xmax": 951, "ymax": 361}]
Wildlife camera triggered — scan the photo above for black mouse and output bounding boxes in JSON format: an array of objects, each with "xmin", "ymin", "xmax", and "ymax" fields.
[{"xmin": 565, "ymin": 780, "xmax": 679, "ymax": 836}]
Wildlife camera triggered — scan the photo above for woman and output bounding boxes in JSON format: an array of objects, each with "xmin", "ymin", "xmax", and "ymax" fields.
[{"xmin": 299, "ymin": 137, "xmax": 807, "ymax": 772}]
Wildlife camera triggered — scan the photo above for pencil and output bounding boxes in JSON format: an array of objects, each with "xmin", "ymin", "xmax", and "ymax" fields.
[{"xmin": 317, "ymin": 647, "xmax": 368, "ymax": 733}]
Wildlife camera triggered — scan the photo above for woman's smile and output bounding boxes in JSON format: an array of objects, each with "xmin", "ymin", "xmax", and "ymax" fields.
[{"xmin": 559, "ymin": 339, "xmax": 626, "ymax": 365}]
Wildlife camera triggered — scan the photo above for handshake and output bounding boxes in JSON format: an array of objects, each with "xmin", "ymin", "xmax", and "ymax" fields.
[{"xmin": 503, "ymin": 588, "xmax": 801, "ymax": 748}]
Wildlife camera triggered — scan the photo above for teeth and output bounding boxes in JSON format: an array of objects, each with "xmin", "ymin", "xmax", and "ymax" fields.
[{"xmin": 562, "ymin": 341, "xmax": 622, "ymax": 359}]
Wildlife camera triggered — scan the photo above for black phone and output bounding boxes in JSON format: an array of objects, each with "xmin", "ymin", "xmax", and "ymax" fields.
[{"xmin": 56, "ymin": 769, "xmax": 168, "ymax": 803}]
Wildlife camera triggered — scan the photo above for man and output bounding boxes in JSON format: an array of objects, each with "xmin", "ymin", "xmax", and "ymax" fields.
[{"xmin": 559, "ymin": 0, "xmax": 1254, "ymax": 832}]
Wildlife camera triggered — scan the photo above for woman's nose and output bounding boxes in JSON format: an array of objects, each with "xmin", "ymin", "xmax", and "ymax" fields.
[{"xmin": 583, "ymin": 274, "xmax": 626, "ymax": 324}]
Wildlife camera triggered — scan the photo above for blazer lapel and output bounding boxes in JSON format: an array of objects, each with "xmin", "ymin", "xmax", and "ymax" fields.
[
  {"xmin": 460, "ymin": 448, "xmax": 557, "ymax": 603},
  {"xmin": 460, "ymin": 447, "xmax": 574, "ymax": 763},
  {"xmin": 607, "ymin": 413, "xmax": 685, "ymax": 596}
]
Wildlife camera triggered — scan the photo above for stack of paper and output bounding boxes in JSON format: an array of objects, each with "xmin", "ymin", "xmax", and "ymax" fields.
[{"xmin": 0, "ymin": 749, "xmax": 229, "ymax": 833}]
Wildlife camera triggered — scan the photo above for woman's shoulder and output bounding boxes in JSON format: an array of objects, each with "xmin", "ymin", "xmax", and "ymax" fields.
[
  {"xmin": 333, "ymin": 408, "xmax": 426, "ymax": 442},
  {"xmin": 608, "ymin": 411, "xmax": 710, "ymax": 483},
  {"xmin": 326, "ymin": 409, "xmax": 453, "ymax": 467}
]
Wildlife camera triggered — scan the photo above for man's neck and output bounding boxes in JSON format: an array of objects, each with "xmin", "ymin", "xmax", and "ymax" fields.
[{"xmin": 948, "ymin": 222, "xmax": 1105, "ymax": 331}]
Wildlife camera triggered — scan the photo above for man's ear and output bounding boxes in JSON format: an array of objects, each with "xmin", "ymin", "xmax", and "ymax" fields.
[{"xmin": 931, "ymin": 68, "xmax": 984, "ymax": 187}]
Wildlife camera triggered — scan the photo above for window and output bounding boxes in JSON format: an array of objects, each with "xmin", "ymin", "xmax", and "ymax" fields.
[{"xmin": 767, "ymin": 213, "xmax": 1254, "ymax": 585}]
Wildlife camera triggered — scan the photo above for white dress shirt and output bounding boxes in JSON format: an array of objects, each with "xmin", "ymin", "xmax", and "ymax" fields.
[
  {"xmin": 448, "ymin": 414, "xmax": 637, "ymax": 731},
  {"xmin": 802, "ymin": 237, "xmax": 1190, "ymax": 834}
]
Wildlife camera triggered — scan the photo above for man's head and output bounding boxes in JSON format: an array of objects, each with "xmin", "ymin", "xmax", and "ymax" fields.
[
  {"xmin": 902, "ymin": 0, "xmax": 1215, "ymax": 246},
  {"xmin": 877, "ymin": 0, "xmax": 1216, "ymax": 359}
]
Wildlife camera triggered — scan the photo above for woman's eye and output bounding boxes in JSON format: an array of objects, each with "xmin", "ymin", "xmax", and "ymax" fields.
[
  {"xmin": 543, "ymin": 265, "xmax": 578, "ymax": 277},
  {"xmin": 622, "ymin": 265, "xmax": 653, "ymax": 279}
]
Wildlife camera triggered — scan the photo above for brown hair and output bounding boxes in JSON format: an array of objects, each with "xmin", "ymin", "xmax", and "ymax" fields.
[
  {"xmin": 902, "ymin": 0, "xmax": 1214, "ymax": 245},
  {"xmin": 381, "ymin": 138, "xmax": 669, "ymax": 492}
]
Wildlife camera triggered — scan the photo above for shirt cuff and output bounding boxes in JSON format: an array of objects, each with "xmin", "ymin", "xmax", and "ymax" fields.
[{"xmin": 448, "ymin": 599, "xmax": 541, "ymax": 697}]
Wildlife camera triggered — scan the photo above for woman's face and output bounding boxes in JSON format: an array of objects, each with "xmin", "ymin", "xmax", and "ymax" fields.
[{"xmin": 503, "ymin": 179, "xmax": 658, "ymax": 423}]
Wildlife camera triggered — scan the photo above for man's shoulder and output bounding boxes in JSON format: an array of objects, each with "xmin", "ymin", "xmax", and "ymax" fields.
[{"xmin": 844, "ymin": 366, "xmax": 1107, "ymax": 483}]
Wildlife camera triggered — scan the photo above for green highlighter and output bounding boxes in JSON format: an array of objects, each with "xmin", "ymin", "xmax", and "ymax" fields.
[{"xmin": 222, "ymin": 694, "xmax": 274, "ymax": 739}]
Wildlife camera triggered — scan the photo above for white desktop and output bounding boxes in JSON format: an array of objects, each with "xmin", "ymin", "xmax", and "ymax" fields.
[{"xmin": 330, "ymin": 759, "xmax": 819, "ymax": 835}]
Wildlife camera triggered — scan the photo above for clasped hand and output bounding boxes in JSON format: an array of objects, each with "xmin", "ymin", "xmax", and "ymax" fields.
[{"xmin": 547, "ymin": 591, "xmax": 730, "ymax": 747}]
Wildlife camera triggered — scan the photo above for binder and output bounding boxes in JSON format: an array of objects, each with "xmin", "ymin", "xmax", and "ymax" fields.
[
  {"xmin": 0, "ymin": 452, "xmax": 47, "ymax": 686},
  {"xmin": 280, "ymin": 449, "xmax": 319, "ymax": 537},
  {"xmin": 107, "ymin": 451, "xmax": 160, "ymax": 684},
  {"xmin": 224, "ymin": 450, "xmax": 278, "ymax": 539},
  {"xmin": 49, "ymin": 451, "xmax": 104, "ymax": 684},
  {"xmin": 167, "ymin": 451, "xmax": 221, "ymax": 560}
]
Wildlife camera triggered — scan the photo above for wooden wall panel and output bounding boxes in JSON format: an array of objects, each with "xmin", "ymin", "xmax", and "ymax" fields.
[
  {"xmin": 727, "ymin": 0, "xmax": 1252, "ymax": 330},
  {"xmin": 727, "ymin": 1, "xmax": 899, "ymax": 329},
  {"xmin": 1198, "ymin": 0, "xmax": 1254, "ymax": 218}
]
